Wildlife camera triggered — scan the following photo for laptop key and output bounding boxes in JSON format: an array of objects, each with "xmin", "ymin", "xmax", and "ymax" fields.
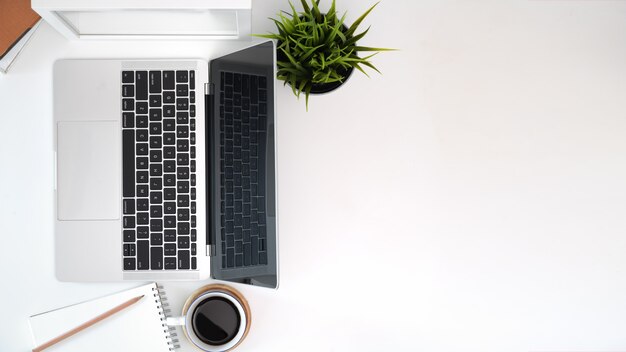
[
  {"xmin": 177, "ymin": 126, "xmax": 189, "ymax": 139},
  {"xmin": 177, "ymin": 139, "xmax": 189, "ymax": 152},
  {"xmin": 178, "ymin": 208, "xmax": 189, "ymax": 221},
  {"xmin": 122, "ymin": 98, "xmax": 134, "ymax": 111},
  {"xmin": 124, "ymin": 258, "xmax": 135, "ymax": 270},
  {"xmin": 123, "ymin": 199, "xmax": 134, "ymax": 214},
  {"xmin": 164, "ymin": 257, "xmax": 176, "ymax": 270},
  {"xmin": 164, "ymin": 133, "xmax": 176, "ymax": 145},
  {"xmin": 164, "ymin": 174, "xmax": 176, "ymax": 187},
  {"xmin": 164, "ymin": 216, "xmax": 176, "ymax": 228},
  {"xmin": 123, "ymin": 229, "xmax": 135, "ymax": 242},
  {"xmin": 178, "ymin": 250, "xmax": 190, "ymax": 269},
  {"xmin": 150, "ymin": 219, "xmax": 163, "ymax": 232},
  {"xmin": 122, "ymin": 130, "xmax": 135, "ymax": 197},
  {"xmin": 164, "ymin": 230, "xmax": 176, "ymax": 242},
  {"xmin": 177, "ymin": 153, "xmax": 189, "ymax": 166},
  {"xmin": 243, "ymin": 243, "xmax": 251, "ymax": 266},
  {"xmin": 163, "ymin": 71, "xmax": 175, "ymax": 89},
  {"xmin": 164, "ymin": 202, "xmax": 176, "ymax": 214},
  {"xmin": 123, "ymin": 216, "xmax": 135, "ymax": 229},
  {"xmin": 163, "ymin": 91, "xmax": 175, "ymax": 104},
  {"xmin": 176, "ymin": 70, "xmax": 188, "ymax": 83},
  {"xmin": 178, "ymin": 222, "xmax": 190, "ymax": 235},
  {"xmin": 134, "ymin": 101, "xmax": 148, "ymax": 114},
  {"xmin": 122, "ymin": 71, "xmax": 134, "ymax": 84},
  {"xmin": 192, "ymin": 257, "xmax": 197, "ymax": 269},
  {"xmin": 150, "ymin": 247, "xmax": 163, "ymax": 270},
  {"xmin": 137, "ymin": 199, "xmax": 149, "ymax": 212},
  {"xmin": 178, "ymin": 194, "xmax": 189, "ymax": 207},
  {"xmin": 150, "ymin": 205, "xmax": 162, "ymax": 217},
  {"xmin": 137, "ymin": 185, "xmax": 148, "ymax": 197},
  {"xmin": 136, "ymin": 143, "xmax": 148, "ymax": 155},
  {"xmin": 259, "ymin": 252, "xmax": 267, "ymax": 265},
  {"xmin": 177, "ymin": 112, "xmax": 189, "ymax": 124},
  {"xmin": 135, "ymin": 115, "xmax": 148, "ymax": 128},
  {"xmin": 149, "ymin": 71, "xmax": 161, "ymax": 94},
  {"xmin": 136, "ymin": 129, "xmax": 149, "ymax": 142},
  {"xmin": 227, "ymin": 248, "xmax": 234, "ymax": 268},
  {"xmin": 150, "ymin": 122, "xmax": 162, "ymax": 135},
  {"xmin": 177, "ymin": 167, "xmax": 189, "ymax": 179},
  {"xmin": 164, "ymin": 105, "xmax": 175, "ymax": 117},
  {"xmin": 136, "ymin": 71, "xmax": 148, "ymax": 100},
  {"xmin": 137, "ymin": 226, "xmax": 149, "ymax": 238},
  {"xmin": 178, "ymin": 236, "xmax": 190, "ymax": 249},
  {"xmin": 150, "ymin": 136, "xmax": 162, "ymax": 149},
  {"xmin": 234, "ymin": 73, "xmax": 241, "ymax": 92},
  {"xmin": 150, "ymin": 164, "xmax": 162, "ymax": 177},
  {"xmin": 150, "ymin": 150, "xmax": 162, "ymax": 164},
  {"xmin": 164, "ymin": 187, "xmax": 176, "ymax": 200},
  {"xmin": 151, "ymin": 232, "xmax": 163, "ymax": 245},
  {"xmin": 137, "ymin": 212, "xmax": 149, "ymax": 225},
  {"xmin": 163, "ymin": 119, "xmax": 175, "ymax": 131},
  {"xmin": 176, "ymin": 84, "xmax": 188, "ymax": 96},
  {"xmin": 251, "ymin": 237, "xmax": 258, "ymax": 265},
  {"xmin": 150, "ymin": 191, "xmax": 162, "ymax": 204},
  {"xmin": 177, "ymin": 181, "xmax": 189, "ymax": 193},
  {"xmin": 122, "ymin": 85, "xmax": 134, "ymax": 97},
  {"xmin": 177, "ymin": 98, "xmax": 189, "ymax": 110},
  {"xmin": 164, "ymin": 242, "xmax": 176, "ymax": 255},
  {"xmin": 190, "ymin": 70, "xmax": 195, "ymax": 89},
  {"xmin": 164, "ymin": 160, "xmax": 176, "ymax": 173},
  {"xmin": 164, "ymin": 146, "xmax": 176, "ymax": 159},
  {"xmin": 123, "ymin": 112, "xmax": 134, "ymax": 128},
  {"xmin": 137, "ymin": 240, "xmax": 149, "ymax": 270},
  {"xmin": 150, "ymin": 108, "xmax": 162, "ymax": 121}
]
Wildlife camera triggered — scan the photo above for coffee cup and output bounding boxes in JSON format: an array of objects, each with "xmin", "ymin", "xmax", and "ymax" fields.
[{"xmin": 166, "ymin": 284, "xmax": 251, "ymax": 351}]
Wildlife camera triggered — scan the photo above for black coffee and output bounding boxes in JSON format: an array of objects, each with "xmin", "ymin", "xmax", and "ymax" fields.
[{"xmin": 192, "ymin": 297, "xmax": 241, "ymax": 346}]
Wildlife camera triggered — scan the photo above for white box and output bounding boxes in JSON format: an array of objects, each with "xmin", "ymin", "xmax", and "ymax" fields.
[{"xmin": 31, "ymin": 0, "xmax": 251, "ymax": 40}]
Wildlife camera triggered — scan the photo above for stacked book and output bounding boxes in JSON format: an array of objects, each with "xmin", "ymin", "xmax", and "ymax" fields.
[{"xmin": 0, "ymin": 0, "xmax": 41, "ymax": 73}]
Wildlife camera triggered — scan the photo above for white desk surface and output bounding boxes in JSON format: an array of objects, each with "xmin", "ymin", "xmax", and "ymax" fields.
[{"xmin": 2, "ymin": 1, "xmax": 626, "ymax": 351}]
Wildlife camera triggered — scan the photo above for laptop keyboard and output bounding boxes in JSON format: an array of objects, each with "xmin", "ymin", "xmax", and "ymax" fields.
[
  {"xmin": 219, "ymin": 71, "xmax": 268, "ymax": 268},
  {"xmin": 121, "ymin": 70, "xmax": 197, "ymax": 271}
]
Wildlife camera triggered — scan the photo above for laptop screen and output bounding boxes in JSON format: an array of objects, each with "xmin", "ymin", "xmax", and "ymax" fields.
[{"xmin": 209, "ymin": 41, "xmax": 278, "ymax": 289}]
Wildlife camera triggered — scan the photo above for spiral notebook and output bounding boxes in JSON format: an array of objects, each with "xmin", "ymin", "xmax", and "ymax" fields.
[{"xmin": 29, "ymin": 283, "xmax": 178, "ymax": 352}]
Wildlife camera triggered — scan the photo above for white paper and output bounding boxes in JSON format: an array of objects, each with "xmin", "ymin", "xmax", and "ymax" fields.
[{"xmin": 29, "ymin": 283, "xmax": 172, "ymax": 352}]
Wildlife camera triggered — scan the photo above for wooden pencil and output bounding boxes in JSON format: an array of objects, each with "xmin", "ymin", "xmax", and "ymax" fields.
[{"xmin": 32, "ymin": 295, "xmax": 144, "ymax": 352}]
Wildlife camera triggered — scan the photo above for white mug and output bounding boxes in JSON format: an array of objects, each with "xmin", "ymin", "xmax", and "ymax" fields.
[{"xmin": 166, "ymin": 285, "xmax": 251, "ymax": 352}]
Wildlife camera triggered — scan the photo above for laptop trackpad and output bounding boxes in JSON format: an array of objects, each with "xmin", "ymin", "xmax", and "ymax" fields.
[{"xmin": 57, "ymin": 121, "xmax": 120, "ymax": 221}]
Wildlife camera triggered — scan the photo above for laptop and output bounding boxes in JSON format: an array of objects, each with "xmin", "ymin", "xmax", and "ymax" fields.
[{"xmin": 53, "ymin": 40, "xmax": 278, "ymax": 288}]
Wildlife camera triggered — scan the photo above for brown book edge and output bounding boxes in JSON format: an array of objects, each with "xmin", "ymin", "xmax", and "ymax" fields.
[{"xmin": 0, "ymin": 17, "xmax": 41, "ymax": 60}]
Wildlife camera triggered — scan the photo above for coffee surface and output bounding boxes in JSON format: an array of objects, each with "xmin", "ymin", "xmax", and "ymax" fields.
[{"xmin": 192, "ymin": 297, "xmax": 241, "ymax": 345}]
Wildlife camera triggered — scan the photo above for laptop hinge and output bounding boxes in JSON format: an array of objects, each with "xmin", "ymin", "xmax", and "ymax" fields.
[
  {"xmin": 205, "ymin": 85, "xmax": 216, "ymax": 257},
  {"xmin": 204, "ymin": 82, "xmax": 214, "ymax": 96}
]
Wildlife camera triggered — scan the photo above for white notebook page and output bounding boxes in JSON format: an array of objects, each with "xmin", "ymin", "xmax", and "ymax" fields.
[{"xmin": 29, "ymin": 283, "xmax": 172, "ymax": 352}]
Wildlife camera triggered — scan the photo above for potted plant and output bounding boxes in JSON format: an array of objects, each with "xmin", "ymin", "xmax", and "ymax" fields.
[{"xmin": 257, "ymin": 0, "xmax": 393, "ymax": 108}]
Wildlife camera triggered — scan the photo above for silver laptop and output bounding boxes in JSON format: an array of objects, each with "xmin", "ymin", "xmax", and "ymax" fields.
[{"xmin": 53, "ymin": 40, "xmax": 278, "ymax": 288}]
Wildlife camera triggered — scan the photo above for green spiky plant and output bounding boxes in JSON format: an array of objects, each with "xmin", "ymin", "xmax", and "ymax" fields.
[{"xmin": 256, "ymin": 0, "xmax": 393, "ymax": 109}]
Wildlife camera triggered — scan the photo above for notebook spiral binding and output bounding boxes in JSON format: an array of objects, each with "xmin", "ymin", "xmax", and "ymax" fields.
[{"xmin": 153, "ymin": 285, "xmax": 181, "ymax": 351}]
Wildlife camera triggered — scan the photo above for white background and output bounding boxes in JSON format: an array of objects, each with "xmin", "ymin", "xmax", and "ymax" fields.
[{"xmin": 2, "ymin": 1, "xmax": 626, "ymax": 351}]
